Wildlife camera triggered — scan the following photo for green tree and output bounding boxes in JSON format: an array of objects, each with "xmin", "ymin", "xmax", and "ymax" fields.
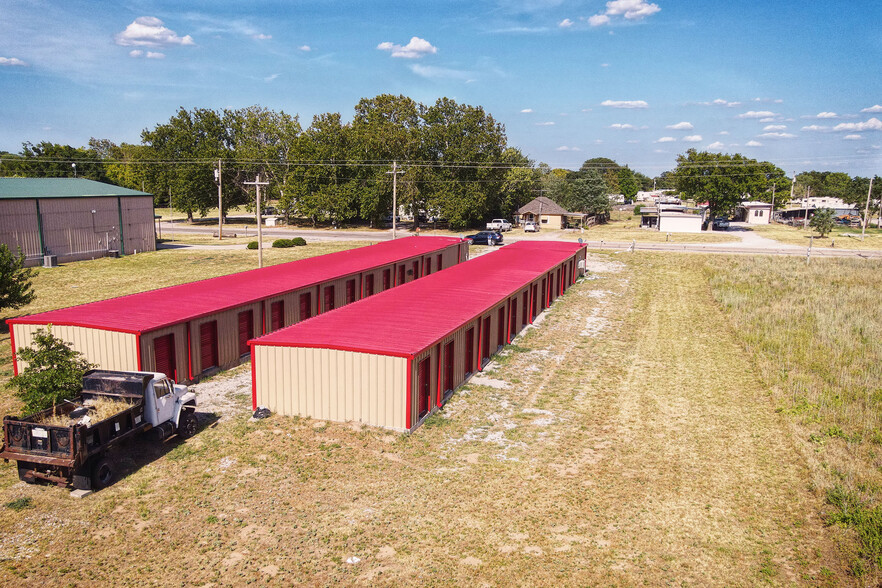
[
  {"xmin": 0, "ymin": 244, "xmax": 35, "ymax": 315},
  {"xmin": 141, "ymin": 107, "xmax": 233, "ymax": 221},
  {"xmin": 569, "ymin": 170, "xmax": 609, "ymax": 214},
  {"xmin": 809, "ymin": 208, "xmax": 836, "ymax": 237},
  {"xmin": 673, "ymin": 149, "xmax": 787, "ymax": 218},
  {"xmin": 618, "ymin": 167, "xmax": 639, "ymax": 201},
  {"xmin": 7, "ymin": 327, "xmax": 94, "ymax": 414}
]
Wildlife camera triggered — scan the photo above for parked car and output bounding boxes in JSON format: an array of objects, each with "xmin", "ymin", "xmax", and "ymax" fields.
[
  {"xmin": 712, "ymin": 218, "xmax": 730, "ymax": 230},
  {"xmin": 524, "ymin": 221, "xmax": 539, "ymax": 232},
  {"xmin": 465, "ymin": 231, "xmax": 504, "ymax": 245},
  {"xmin": 486, "ymin": 218, "xmax": 513, "ymax": 232}
]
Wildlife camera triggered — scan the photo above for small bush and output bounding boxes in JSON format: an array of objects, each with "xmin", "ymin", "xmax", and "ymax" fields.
[
  {"xmin": 246, "ymin": 241, "xmax": 259, "ymax": 250},
  {"xmin": 5, "ymin": 497, "xmax": 33, "ymax": 512},
  {"xmin": 292, "ymin": 237, "xmax": 307, "ymax": 246},
  {"xmin": 633, "ymin": 204, "xmax": 643, "ymax": 214},
  {"xmin": 272, "ymin": 239, "xmax": 294, "ymax": 248}
]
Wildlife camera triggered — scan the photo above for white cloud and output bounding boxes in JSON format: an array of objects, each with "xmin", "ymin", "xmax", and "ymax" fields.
[
  {"xmin": 129, "ymin": 50, "xmax": 143, "ymax": 58},
  {"xmin": 655, "ymin": 137, "xmax": 676, "ymax": 143},
  {"xmin": 253, "ymin": 33, "xmax": 272, "ymax": 40},
  {"xmin": 600, "ymin": 62, "xmax": 610, "ymax": 67},
  {"xmin": 861, "ymin": 105, "xmax": 882, "ymax": 113},
  {"xmin": 746, "ymin": 140, "xmax": 763, "ymax": 147},
  {"xmin": 264, "ymin": 73, "xmax": 280, "ymax": 82},
  {"xmin": 666, "ymin": 121, "xmax": 693, "ymax": 130},
  {"xmin": 757, "ymin": 132, "xmax": 796, "ymax": 139},
  {"xmin": 609, "ymin": 123, "xmax": 635, "ymax": 129},
  {"xmin": 699, "ymin": 98, "xmax": 741, "ymax": 108},
  {"xmin": 801, "ymin": 125, "xmax": 828, "ymax": 132},
  {"xmin": 683, "ymin": 135, "xmax": 703, "ymax": 142},
  {"xmin": 559, "ymin": 18, "xmax": 574, "ymax": 28},
  {"xmin": 763, "ymin": 124, "xmax": 787, "ymax": 131},
  {"xmin": 815, "ymin": 112, "xmax": 838, "ymax": 119},
  {"xmin": 520, "ymin": 108, "xmax": 533, "ymax": 113},
  {"xmin": 146, "ymin": 51, "xmax": 165, "ymax": 59},
  {"xmin": 589, "ymin": 0, "xmax": 660, "ymax": 26},
  {"xmin": 535, "ymin": 121, "xmax": 556, "ymax": 126},
  {"xmin": 115, "ymin": 16, "xmax": 194, "ymax": 48},
  {"xmin": 299, "ymin": 45, "xmax": 311, "ymax": 52},
  {"xmin": 844, "ymin": 134, "xmax": 863, "ymax": 141},
  {"xmin": 707, "ymin": 141, "xmax": 725, "ymax": 149},
  {"xmin": 377, "ymin": 37, "xmax": 437, "ymax": 59},
  {"xmin": 601, "ymin": 99, "xmax": 648, "ymax": 109},
  {"xmin": 588, "ymin": 14, "xmax": 610, "ymax": 26},
  {"xmin": 718, "ymin": 131, "xmax": 730, "ymax": 135},
  {"xmin": 833, "ymin": 118, "xmax": 882, "ymax": 132},
  {"xmin": 0, "ymin": 56, "xmax": 28, "ymax": 66},
  {"xmin": 408, "ymin": 64, "xmax": 470, "ymax": 80},
  {"xmin": 738, "ymin": 110, "xmax": 776, "ymax": 119},
  {"xmin": 555, "ymin": 146, "xmax": 581, "ymax": 151}
]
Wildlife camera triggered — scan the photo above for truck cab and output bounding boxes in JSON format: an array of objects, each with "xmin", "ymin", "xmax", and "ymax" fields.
[{"xmin": 144, "ymin": 373, "xmax": 198, "ymax": 440}]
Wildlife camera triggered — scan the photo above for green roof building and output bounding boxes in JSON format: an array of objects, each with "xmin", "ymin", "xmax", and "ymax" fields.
[{"xmin": 0, "ymin": 178, "xmax": 155, "ymax": 266}]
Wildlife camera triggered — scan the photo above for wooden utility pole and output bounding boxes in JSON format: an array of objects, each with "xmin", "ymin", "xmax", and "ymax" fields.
[
  {"xmin": 216, "ymin": 159, "xmax": 223, "ymax": 241},
  {"xmin": 386, "ymin": 161, "xmax": 404, "ymax": 239},
  {"xmin": 770, "ymin": 183, "xmax": 776, "ymax": 222},
  {"xmin": 245, "ymin": 174, "xmax": 270, "ymax": 268},
  {"xmin": 803, "ymin": 186, "xmax": 811, "ymax": 229},
  {"xmin": 862, "ymin": 177, "xmax": 874, "ymax": 240}
]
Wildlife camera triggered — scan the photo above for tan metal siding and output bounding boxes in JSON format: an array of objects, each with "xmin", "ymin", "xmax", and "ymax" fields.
[
  {"xmin": 12, "ymin": 323, "xmax": 137, "ymax": 372},
  {"xmin": 189, "ymin": 304, "xmax": 260, "ymax": 374},
  {"xmin": 254, "ymin": 346, "xmax": 407, "ymax": 430},
  {"xmin": 0, "ymin": 200, "xmax": 42, "ymax": 265},
  {"xmin": 139, "ymin": 325, "xmax": 188, "ymax": 380}
]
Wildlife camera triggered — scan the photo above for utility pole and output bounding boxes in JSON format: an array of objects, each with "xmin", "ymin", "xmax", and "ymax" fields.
[
  {"xmin": 803, "ymin": 186, "xmax": 810, "ymax": 229},
  {"xmin": 215, "ymin": 159, "xmax": 223, "ymax": 241},
  {"xmin": 386, "ymin": 161, "xmax": 404, "ymax": 239},
  {"xmin": 770, "ymin": 183, "xmax": 776, "ymax": 222},
  {"xmin": 245, "ymin": 174, "xmax": 270, "ymax": 268},
  {"xmin": 862, "ymin": 177, "xmax": 874, "ymax": 240}
]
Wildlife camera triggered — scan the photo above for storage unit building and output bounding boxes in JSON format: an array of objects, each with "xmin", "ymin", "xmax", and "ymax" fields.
[
  {"xmin": 0, "ymin": 178, "xmax": 156, "ymax": 266},
  {"xmin": 251, "ymin": 240, "xmax": 587, "ymax": 432},
  {"xmin": 8, "ymin": 236, "xmax": 468, "ymax": 382}
]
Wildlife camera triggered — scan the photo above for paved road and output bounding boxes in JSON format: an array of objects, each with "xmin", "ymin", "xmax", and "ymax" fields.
[{"xmin": 158, "ymin": 220, "xmax": 882, "ymax": 259}]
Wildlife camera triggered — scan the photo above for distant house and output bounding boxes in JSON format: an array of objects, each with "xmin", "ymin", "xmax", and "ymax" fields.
[
  {"xmin": 0, "ymin": 177, "xmax": 156, "ymax": 266},
  {"xmin": 734, "ymin": 201, "xmax": 772, "ymax": 225},
  {"xmin": 517, "ymin": 196, "xmax": 572, "ymax": 229}
]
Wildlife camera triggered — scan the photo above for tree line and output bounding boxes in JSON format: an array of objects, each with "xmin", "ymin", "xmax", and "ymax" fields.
[{"xmin": 2, "ymin": 95, "xmax": 878, "ymax": 228}]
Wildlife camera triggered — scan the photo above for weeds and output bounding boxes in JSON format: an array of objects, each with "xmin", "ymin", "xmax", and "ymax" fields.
[{"xmin": 4, "ymin": 497, "xmax": 32, "ymax": 512}]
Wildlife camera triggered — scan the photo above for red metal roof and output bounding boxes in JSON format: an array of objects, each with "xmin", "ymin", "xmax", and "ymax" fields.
[
  {"xmin": 252, "ymin": 240, "xmax": 585, "ymax": 358},
  {"xmin": 8, "ymin": 237, "xmax": 464, "ymax": 334}
]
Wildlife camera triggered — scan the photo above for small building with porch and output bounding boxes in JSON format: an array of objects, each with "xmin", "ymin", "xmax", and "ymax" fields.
[{"xmin": 734, "ymin": 201, "xmax": 773, "ymax": 225}]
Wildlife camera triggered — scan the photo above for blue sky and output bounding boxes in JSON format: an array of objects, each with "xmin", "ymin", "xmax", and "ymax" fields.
[{"xmin": 1, "ymin": 0, "xmax": 881, "ymax": 177}]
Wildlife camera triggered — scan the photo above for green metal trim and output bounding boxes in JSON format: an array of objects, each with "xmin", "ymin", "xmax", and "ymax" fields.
[{"xmin": 34, "ymin": 199, "xmax": 45, "ymax": 256}]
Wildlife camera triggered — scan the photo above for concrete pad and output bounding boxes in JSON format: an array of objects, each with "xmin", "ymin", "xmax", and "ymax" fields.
[{"xmin": 70, "ymin": 488, "xmax": 93, "ymax": 499}]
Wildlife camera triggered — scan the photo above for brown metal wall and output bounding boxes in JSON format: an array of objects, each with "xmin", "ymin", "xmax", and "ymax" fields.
[
  {"xmin": 12, "ymin": 323, "xmax": 138, "ymax": 372},
  {"xmin": 120, "ymin": 196, "xmax": 156, "ymax": 254},
  {"xmin": 253, "ymin": 346, "xmax": 408, "ymax": 430},
  {"xmin": 40, "ymin": 197, "xmax": 120, "ymax": 262},
  {"xmin": 0, "ymin": 200, "xmax": 41, "ymax": 265}
]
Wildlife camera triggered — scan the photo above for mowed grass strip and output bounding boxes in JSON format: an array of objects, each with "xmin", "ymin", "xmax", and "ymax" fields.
[
  {"xmin": 707, "ymin": 254, "xmax": 882, "ymax": 579},
  {"xmin": 0, "ymin": 250, "xmax": 842, "ymax": 585}
]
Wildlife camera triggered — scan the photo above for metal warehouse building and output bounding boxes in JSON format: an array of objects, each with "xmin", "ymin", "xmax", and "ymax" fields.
[
  {"xmin": 9, "ymin": 236, "xmax": 468, "ymax": 383},
  {"xmin": 251, "ymin": 240, "xmax": 587, "ymax": 432},
  {"xmin": 0, "ymin": 178, "xmax": 156, "ymax": 266}
]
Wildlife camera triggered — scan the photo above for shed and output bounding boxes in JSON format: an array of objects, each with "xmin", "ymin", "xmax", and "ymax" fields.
[
  {"xmin": 8, "ymin": 236, "xmax": 468, "ymax": 383},
  {"xmin": 0, "ymin": 178, "xmax": 156, "ymax": 266},
  {"xmin": 251, "ymin": 240, "xmax": 587, "ymax": 432}
]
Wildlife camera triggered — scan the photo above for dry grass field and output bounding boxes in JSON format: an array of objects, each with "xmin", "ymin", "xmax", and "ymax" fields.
[
  {"xmin": 0, "ymin": 245, "xmax": 877, "ymax": 585},
  {"xmin": 749, "ymin": 224, "xmax": 882, "ymax": 250}
]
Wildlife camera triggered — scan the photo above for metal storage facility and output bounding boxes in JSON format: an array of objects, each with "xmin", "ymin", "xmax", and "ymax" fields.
[
  {"xmin": 251, "ymin": 240, "xmax": 587, "ymax": 432},
  {"xmin": 8, "ymin": 236, "xmax": 468, "ymax": 383},
  {"xmin": 0, "ymin": 178, "xmax": 156, "ymax": 266}
]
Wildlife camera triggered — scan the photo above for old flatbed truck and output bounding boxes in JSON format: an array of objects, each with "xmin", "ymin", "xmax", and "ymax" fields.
[{"xmin": 0, "ymin": 370, "xmax": 197, "ymax": 491}]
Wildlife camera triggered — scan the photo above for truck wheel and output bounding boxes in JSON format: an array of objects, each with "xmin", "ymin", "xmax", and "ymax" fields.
[
  {"xmin": 177, "ymin": 410, "xmax": 198, "ymax": 439},
  {"xmin": 91, "ymin": 457, "xmax": 114, "ymax": 490}
]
